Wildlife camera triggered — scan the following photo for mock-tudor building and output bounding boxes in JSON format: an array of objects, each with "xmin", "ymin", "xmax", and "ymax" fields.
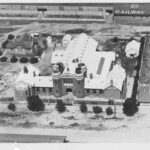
[
  {"xmin": 6, "ymin": 33, "xmax": 33, "ymax": 55},
  {"xmin": 14, "ymin": 33, "xmax": 126, "ymax": 103},
  {"xmin": 6, "ymin": 33, "xmax": 46, "ymax": 56}
]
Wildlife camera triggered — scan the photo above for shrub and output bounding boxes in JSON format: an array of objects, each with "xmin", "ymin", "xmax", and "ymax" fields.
[
  {"xmin": 29, "ymin": 57, "xmax": 38, "ymax": 64},
  {"xmin": 27, "ymin": 95, "xmax": 45, "ymax": 112},
  {"xmin": 19, "ymin": 57, "xmax": 28, "ymax": 63},
  {"xmin": 112, "ymin": 36, "xmax": 119, "ymax": 43},
  {"xmin": 8, "ymin": 103, "xmax": 16, "ymax": 112},
  {"xmin": 55, "ymin": 100, "xmax": 66, "ymax": 113},
  {"xmin": 106, "ymin": 107, "xmax": 113, "ymax": 116},
  {"xmin": 1, "ymin": 40, "xmax": 9, "ymax": 49},
  {"xmin": 8, "ymin": 34, "xmax": 14, "ymax": 40},
  {"xmin": 10, "ymin": 55, "xmax": 18, "ymax": 63},
  {"xmin": 80, "ymin": 102, "xmax": 87, "ymax": 113},
  {"xmin": 0, "ymin": 51, "xmax": 2, "ymax": 56},
  {"xmin": 0, "ymin": 56, "xmax": 8, "ymax": 62},
  {"xmin": 93, "ymin": 106, "xmax": 103, "ymax": 115},
  {"xmin": 123, "ymin": 98, "xmax": 138, "ymax": 116}
]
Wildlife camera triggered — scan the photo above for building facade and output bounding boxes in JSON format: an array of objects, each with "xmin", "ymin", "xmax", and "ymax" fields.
[{"xmin": 14, "ymin": 33, "xmax": 127, "ymax": 104}]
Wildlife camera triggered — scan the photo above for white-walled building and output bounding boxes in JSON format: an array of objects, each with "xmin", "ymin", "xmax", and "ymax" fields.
[{"xmin": 125, "ymin": 40, "xmax": 141, "ymax": 58}]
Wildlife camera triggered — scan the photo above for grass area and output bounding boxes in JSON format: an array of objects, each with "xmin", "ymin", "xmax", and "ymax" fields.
[{"xmin": 0, "ymin": 27, "xmax": 18, "ymax": 34}]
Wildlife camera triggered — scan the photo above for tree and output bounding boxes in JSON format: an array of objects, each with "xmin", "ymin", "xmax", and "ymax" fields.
[
  {"xmin": 8, "ymin": 103, "xmax": 16, "ymax": 112},
  {"xmin": 106, "ymin": 107, "xmax": 113, "ymax": 116},
  {"xmin": 93, "ymin": 106, "xmax": 103, "ymax": 115},
  {"xmin": 0, "ymin": 56, "xmax": 8, "ymax": 62},
  {"xmin": 80, "ymin": 102, "xmax": 87, "ymax": 113},
  {"xmin": 112, "ymin": 36, "xmax": 119, "ymax": 43},
  {"xmin": 121, "ymin": 57, "xmax": 137, "ymax": 76},
  {"xmin": 8, "ymin": 34, "xmax": 14, "ymax": 40},
  {"xmin": 55, "ymin": 100, "xmax": 66, "ymax": 113},
  {"xmin": 29, "ymin": 57, "xmax": 38, "ymax": 64},
  {"xmin": 123, "ymin": 98, "xmax": 138, "ymax": 116},
  {"xmin": 10, "ymin": 55, "xmax": 18, "ymax": 63},
  {"xmin": 1, "ymin": 40, "xmax": 9, "ymax": 49},
  {"xmin": 19, "ymin": 57, "xmax": 28, "ymax": 63},
  {"xmin": 0, "ymin": 51, "xmax": 2, "ymax": 56},
  {"xmin": 27, "ymin": 95, "xmax": 45, "ymax": 112}
]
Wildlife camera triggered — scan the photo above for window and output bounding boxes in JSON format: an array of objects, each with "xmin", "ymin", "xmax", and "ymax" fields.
[
  {"xmin": 93, "ymin": 89, "xmax": 96, "ymax": 94},
  {"xmin": 56, "ymin": 90, "xmax": 59, "ymax": 93},
  {"xmin": 99, "ymin": 89, "xmax": 104, "ymax": 94},
  {"xmin": 43, "ymin": 87, "xmax": 46, "ymax": 92},
  {"xmin": 64, "ymin": 78, "xmax": 73, "ymax": 83},
  {"xmin": 79, "ymin": 91, "xmax": 81, "ymax": 94},
  {"xmin": 49, "ymin": 88, "xmax": 52, "ymax": 92},
  {"xmin": 36, "ymin": 87, "xmax": 39, "ymax": 92},
  {"xmin": 70, "ymin": 78, "xmax": 73, "ymax": 83},
  {"xmin": 25, "ymin": 91, "xmax": 28, "ymax": 95},
  {"xmin": 130, "ymin": 4, "xmax": 139, "ymax": 9},
  {"xmin": 79, "ymin": 6, "xmax": 83, "ymax": 11},
  {"xmin": 78, "ymin": 80, "xmax": 80, "ymax": 84},
  {"xmin": 55, "ymin": 80, "xmax": 57, "ymax": 84},
  {"xmin": 86, "ymin": 89, "xmax": 90, "ymax": 93}
]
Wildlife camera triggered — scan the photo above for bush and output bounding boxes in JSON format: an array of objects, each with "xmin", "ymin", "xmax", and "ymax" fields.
[
  {"xmin": 29, "ymin": 57, "xmax": 38, "ymax": 64},
  {"xmin": 80, "ymin": 102, "xmax": 87, "ymax": 113},
  {"xmin": 19, "ymin": 57, "xmax": 28, "ymax": 63},
  {"xmin": 0, "ymin": 51, "xmax": 2, "ymax": 56},
  {"xmin": 112, "ymin": 36, "xmax": 119, "ymax": 43},
  {"xmin": 55, "ymin": 100, "xmax": 66, "ymax": 113},
  {"xmin": 1, "ymin": 40, "xmax": 9, "ymax": 49},
  {"xmin": 106, "ymin": 107, "xmax": 113, "ymax": 116},
  {"xmin": 123, "ymin": 98, "xmax": 138, "ymax": 116},
  {"xmin": 10, "ymin": 55, "xmax": 18, "ymax": 63},
  {"xmin": 8, "ymin": 34, "xmax": 14, "ymax": 40},
  {"xmin": 0, "ymin": 56, "xmax": 8, "ymax": 62},
  {"xmin": 27, "ymin": 95, "xmax": 45, "ymax": 112},
  {"xmin": 93, "ymin": 106, "xmax": 103, "ymax": 115},
  {"xmin": 8, "ymin": 103, "xmax": 16, "ymax": 112}
]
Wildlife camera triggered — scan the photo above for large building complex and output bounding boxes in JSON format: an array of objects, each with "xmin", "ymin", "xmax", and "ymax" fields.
[
  {"xmin": 1, "ymin": 3, "xmax": 150, "ymax": 25},
  {"xmin": 14, "ymin": 33, "xmax": 126, "ymax": 103}
]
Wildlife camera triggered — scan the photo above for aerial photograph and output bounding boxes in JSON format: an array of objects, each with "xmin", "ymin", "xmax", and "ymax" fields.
[{"xmin": 0, "ymin": 1, "xmax": 150, "ymax": 148}]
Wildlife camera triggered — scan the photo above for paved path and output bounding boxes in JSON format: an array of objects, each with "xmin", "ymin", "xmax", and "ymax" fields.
[{"xmin": 0, "ymin": 133, "xmax": 67, "ymax": 143}]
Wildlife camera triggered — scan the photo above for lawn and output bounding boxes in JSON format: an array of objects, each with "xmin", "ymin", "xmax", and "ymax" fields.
[{"xmin": 0, "ymin": 102, "xmax": 131, "ymax": 131}]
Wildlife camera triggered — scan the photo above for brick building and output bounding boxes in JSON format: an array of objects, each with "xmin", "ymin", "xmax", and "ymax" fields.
[{"xmin": 14, "ymin": 33, "xmax": 126, "ymax": 104}]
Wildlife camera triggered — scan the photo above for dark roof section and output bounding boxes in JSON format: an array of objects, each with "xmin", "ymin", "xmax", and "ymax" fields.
[
  {"xmin": 6, "ymin": 33, "xmax": 33, "ymax": 49},
  {"xmin": 97, "ymin": 57, "xmax": 105, "ymax": 75}
]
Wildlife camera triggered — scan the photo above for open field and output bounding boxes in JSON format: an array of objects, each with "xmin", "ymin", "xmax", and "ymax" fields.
[{"xmin": 0, "ymin": 102, "xmax": 150, "ymax": 142}]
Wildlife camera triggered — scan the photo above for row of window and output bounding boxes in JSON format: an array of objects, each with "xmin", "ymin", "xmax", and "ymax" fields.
[
  {"xmin": 36, "ymin": 87, "xmax": 52, "ymax": 93},
  {"xmin": 63, "ymin": 78, "xmax": 73, "ymax": 83},
  {"xmin": 86, "ymin": 89, "xmax": 104, "ymax": 94},
  {"xmin": 54, "ymin": 78, "xmax": 82, "ymax": 84}
]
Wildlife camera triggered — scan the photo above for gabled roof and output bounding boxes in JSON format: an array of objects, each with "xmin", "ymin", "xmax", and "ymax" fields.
[
  {"xmin": 6, "ymin": 33, "xmax": 33, "ymax": 50},
  {"xmin": 108, "ymin": 64, "xmax": 126, "ymax": 91}
]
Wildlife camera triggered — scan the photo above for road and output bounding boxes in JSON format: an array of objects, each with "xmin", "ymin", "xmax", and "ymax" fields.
[
  {"xmin": 0, "ymin": 133, "xmax": 67, "ymax": 143},
  {"xmin": 1, "ymin": 125, "xmax": 150, "ymax": 143}
]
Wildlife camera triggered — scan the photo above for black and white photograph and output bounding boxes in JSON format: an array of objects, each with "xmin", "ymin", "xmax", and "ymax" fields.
[{"xmin": 0, "ymin": 0, "xmax": 150, "ymax": 149}]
